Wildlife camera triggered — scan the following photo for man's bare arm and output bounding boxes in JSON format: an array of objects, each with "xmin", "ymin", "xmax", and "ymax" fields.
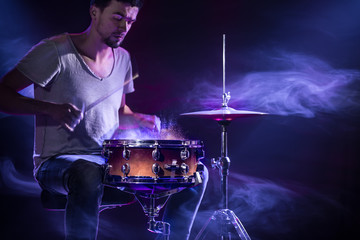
[{"xmin": 0, "ymin": 68, "xmax": 82, "ymax": 131}]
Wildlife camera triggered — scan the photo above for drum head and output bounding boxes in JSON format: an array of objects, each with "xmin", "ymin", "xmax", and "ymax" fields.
[{"xmin": 103, "ymin": 139, "xmax": 203, "ymax": 149}]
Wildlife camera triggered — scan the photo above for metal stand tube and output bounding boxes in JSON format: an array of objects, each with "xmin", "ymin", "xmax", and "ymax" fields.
[
  {"xmin": 219, "ymin": 121, "xmax": 231, "ymax": 210},
  {"xmin": 201, "ymin": 120, "xmax": 251, "ymax": 240},
  {"xmin": 135, "ymin": 194, "xmax": 171, "ymax": 239}
]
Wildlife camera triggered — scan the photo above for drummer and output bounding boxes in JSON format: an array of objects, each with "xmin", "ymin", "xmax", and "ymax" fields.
[{"xmin": 0, "ymin": 0, "xmax": 208, "ymax": 239}]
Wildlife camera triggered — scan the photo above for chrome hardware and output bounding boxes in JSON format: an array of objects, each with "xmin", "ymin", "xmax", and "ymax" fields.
[
  {"xmin": 180, "ymin": 163, "xmax": 189, "ymax": 174},
  {"xmin": 164, "ymin": 160, "xmax": 179, "ymax": 171},
  {"xmin": 222, "ymin": 91, "xmax": 231, "ymax": 108},
  {"xmin": 194, "ymin": 171, "xmax": 203, "ymax": 185},
  {"xmin": 121, "ymin": 163, "xmax": 130, "ymax": 176},
  {"xmin": 101, "ymin": 149, "xmax": 113, "ymax": 159},
  {"xmin": 152, "ymin": 163, "xmax": 161, "ymax": 175},
  {"xmin": 180, "ymin": 148, "xmax": 190, "ymax": 161},
  {"xmin": 122, "ymin": 146, "xmax": 131, "ymax": 160},
  {"xmin": 211, "ymin": 158, "xmax": 217, "ymax": 169},
  {"xmin": 152, "ymin": 146, "xmax": 161, "ymax": 161},
  {"xmin": 148, "ymin": 219, "xmax": 170, "ymax": 235}
]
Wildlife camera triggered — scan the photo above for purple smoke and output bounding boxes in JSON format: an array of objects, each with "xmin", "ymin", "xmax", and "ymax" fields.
[
  {"xmin": 186, "ymin": 53, "xmax": 360, "ymax": 118},
  {"xmin": 191, "ymin": 172, "xmax": 344, "ymax": 239},
  {"xmin": 0, "ymin": 37, "xmax": 33, "ymax": 73},
  {"xmin": 0, "ymin": 157, "xmax": 41, "ymax": 196},
  {"xmin": 0, "ymin": 37, "xmax": 34, "ymax": 98}
]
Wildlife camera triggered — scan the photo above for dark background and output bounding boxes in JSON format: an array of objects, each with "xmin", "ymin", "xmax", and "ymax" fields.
[{"xmin": 1, "ymin": 0, "xmax": 360, "ymax": 239}]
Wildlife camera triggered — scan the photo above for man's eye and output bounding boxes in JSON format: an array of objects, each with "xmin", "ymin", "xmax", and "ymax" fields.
[
  {"xmin": 113, "ymin": 15, "xmax": 135, "ymax": 24},
  {"xmin": 114, "ymin": 15, "xmax": 123, "ymax": 21}
]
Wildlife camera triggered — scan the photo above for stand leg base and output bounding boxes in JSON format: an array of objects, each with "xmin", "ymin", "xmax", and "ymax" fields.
[
  {"xmin": 148, "ymin": 219, "xmax": 170, "ymax": 239},
  {"xmin": 194, "ymin": 209, "xmax": 251, "ymax": 240}
]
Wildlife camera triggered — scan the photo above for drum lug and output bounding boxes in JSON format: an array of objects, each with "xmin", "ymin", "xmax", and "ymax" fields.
[
  {"xmin": 152, "ymin": 146, "xmax": 161, "ymax": 161},
  {"xmin": 180, "ymin": 148, "xmax": 190, "ymax": 161},
  {"xmin": 121, "ymin": 163, "xmax": 130, "ymax": 176},
  {"xmin": 152, "ymin": 163, "xmax": 161, "ymax": 176},
  {"xmin": 122, "ymin": 146, "xmax": 131, "ymax": 160},
  {"xmin": 180, "ymin": 163, "xmax": 189, "ymax": 174},
  {"xmin": 102, "ymin": 149, "xmax": 113, "ymax": 159}
]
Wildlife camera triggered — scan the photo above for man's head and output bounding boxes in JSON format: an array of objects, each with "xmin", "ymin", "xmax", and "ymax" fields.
[
  {"xmin": 90, "ymin": 0, "xmax": 143, "ymax": 11},
  {"xmin": 90, "ymin": 0, "xmax": 142, "ymax": 48}
]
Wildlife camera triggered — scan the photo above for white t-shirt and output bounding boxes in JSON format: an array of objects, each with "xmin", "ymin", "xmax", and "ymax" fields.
[{"xmin": 16, "ymin": 33, "xmax": 135, "ymax": 174}]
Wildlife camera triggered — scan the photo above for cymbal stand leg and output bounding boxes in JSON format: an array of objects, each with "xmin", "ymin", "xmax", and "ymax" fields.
[{"xmin": 135, "ymin": 194, "xmax": 171, "ymax": 240}]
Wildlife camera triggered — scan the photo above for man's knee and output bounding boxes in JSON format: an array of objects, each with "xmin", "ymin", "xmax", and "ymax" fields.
[{"xmin": 65, "ymin": 160, "xmax": 104, "ymax": 195}]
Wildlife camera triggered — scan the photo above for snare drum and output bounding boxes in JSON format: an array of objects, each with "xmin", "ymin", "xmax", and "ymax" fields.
[{"xmin": 102, "ymin": 139, "xmax": 205, "ymax": 196}]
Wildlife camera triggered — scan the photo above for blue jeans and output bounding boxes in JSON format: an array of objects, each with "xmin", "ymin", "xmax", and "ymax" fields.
[{"xmin": 36, "ymin": 155, "xmax": 208, "ymax": 240}]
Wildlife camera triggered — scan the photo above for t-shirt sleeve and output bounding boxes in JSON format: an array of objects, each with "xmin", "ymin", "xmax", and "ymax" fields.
[
  {"xmin": 123, "ymin": 59, "xmax": 135, "ymax": 94},
  {"xmin": 16, "ymin": 40, "xmax": 61, "ymax": 87}
]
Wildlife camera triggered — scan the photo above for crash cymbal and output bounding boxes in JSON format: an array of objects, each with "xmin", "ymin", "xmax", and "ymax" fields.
[{"xmin": 181, "ymin": 107, "xmax": 267, "ymax": 121}]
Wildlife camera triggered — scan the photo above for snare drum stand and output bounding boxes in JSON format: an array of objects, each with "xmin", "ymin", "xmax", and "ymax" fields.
[
  {"xmin": 135, "ymin": 194, "xmax": 171, "ymax": 240},
  {"xmin": 195, "ymin": 94, "xmax": 251, "ymax": 240}
]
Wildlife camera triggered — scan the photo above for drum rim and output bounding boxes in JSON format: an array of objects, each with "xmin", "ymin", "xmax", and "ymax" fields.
[{"xmin": 102, "ymin": 139, "xmax": 203, "ymax": 148}]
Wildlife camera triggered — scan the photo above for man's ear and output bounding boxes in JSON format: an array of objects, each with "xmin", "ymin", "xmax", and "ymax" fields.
[{"xmin": 90, "ymin": 5, "xmax": 99, "ymax": 20}]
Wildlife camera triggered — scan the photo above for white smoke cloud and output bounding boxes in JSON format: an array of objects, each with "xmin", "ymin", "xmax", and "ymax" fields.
[
  {"xmin": 112, "ymin": 118, "xmax": 186, "ymax": 140},
  {"xmin": 186, "ymin": 53, "xmax": 360, "ymax": 118}
]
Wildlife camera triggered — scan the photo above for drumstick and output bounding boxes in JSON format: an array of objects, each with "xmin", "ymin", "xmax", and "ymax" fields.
[
  {"xmin": 85, "ymin": 76, "xmax": 136, "ymax": 112},
  {"xmin": 77, "ymin": 55, "xmax": 139, "ymax": 113},
  {"xmin": 57, "ymin": 75, "xmax": 138, "ymax": 131}
]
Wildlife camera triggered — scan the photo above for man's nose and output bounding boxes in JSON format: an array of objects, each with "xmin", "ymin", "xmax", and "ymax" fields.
[{"xmin": 118, "ymin": 19, "xmax": 130, "ymax": 32}]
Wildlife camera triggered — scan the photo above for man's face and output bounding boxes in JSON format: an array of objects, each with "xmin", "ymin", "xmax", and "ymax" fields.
[{"xmin": 93, "ymin": 0, "xmax": 139, "ymax": 48}]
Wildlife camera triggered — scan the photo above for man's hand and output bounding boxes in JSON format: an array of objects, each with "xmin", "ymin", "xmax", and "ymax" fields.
[
  {"xmin": 135, "ymin": 113, "xmax": 161, "ymax": 132},
  {"xmin": 51, "ymin": 103, "xmax": 83, "ymax": 132},
  {"xmin": 118, "ymin": 102, "xmax": 161, "ymax": 132}
]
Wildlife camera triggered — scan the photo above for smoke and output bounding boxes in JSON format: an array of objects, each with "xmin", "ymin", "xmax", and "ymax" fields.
[
  {"xmin": 0, "ymin": 37, "xmax": 35, "ymax": 99},
  {"xmin": 192, "ymin": 172, "xmax": 345, "ymax": 239},
  {"xmin": 112, "ymin": 118, "xmax": 186, "ymax": 140},
  {"xmin": 0, "ymin": 37, "xmax": 33, "ymax": 74},
  {"xmin": 0, "ymin": 157, "xmax": 41, "ymax": 196},
  {"xmin": 186, "ymin": 53, "xmax": 360, "ymax": 118},
  {"xmin": 98, "ymin": 217, "xmax": 152, "ymax": 240}
]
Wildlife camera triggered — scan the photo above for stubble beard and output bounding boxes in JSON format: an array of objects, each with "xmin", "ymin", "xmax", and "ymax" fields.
[{"xmin": 104, "ymin": 37, "xmax": 122, "ymax": 48}]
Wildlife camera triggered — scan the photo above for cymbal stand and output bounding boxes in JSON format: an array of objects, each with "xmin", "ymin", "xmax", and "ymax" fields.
[
  {"xmin": 187, "ymin": 34, "xmax": 251, "ymax": 239},
  {"xmin": 194, "ymin": 91, "xmax": 251, "ymax": 240},
  {"xmin": 135, "ymin": 194, "xmax": 171, "ymax": 240}
]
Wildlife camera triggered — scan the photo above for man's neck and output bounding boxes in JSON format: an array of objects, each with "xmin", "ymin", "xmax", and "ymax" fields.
[{"xmin": 71, "ymin": 28, "xmax": 113, "ymax": 62}]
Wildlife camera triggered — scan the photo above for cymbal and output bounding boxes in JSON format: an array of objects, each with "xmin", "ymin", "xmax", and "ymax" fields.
[{"xmin": 181, "ymin": 107, "xmax": 267, "ymax": 121}]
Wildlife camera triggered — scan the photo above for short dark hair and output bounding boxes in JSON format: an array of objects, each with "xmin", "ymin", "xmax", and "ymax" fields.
[{"xmin": 90, "ymin": 0, "xmax": 143, "ymax": 10}]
